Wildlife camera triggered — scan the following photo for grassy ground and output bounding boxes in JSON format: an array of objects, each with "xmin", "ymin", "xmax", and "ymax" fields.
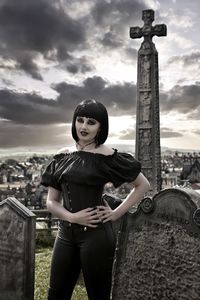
[{"xmin": 34, "ymin": 248, "xmax": 88, "ymax": 300}]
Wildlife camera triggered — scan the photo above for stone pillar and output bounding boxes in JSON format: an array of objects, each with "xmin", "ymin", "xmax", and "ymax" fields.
[{"xmin": 130, "ymin": 9, "xmax": 167, "ymax": 195}]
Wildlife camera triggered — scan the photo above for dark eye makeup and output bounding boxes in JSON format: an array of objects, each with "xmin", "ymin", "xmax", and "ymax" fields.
[
  {"xmin": 76, "ymin": 116, "xmax": 97, "ymax": 125},
  {"xmin": 76, "ymin": 117, "xmax": 84, "ymax": 123},
  {"xmin": 87, "ymin": 119, "xmax": 96, "ymax": 125}
]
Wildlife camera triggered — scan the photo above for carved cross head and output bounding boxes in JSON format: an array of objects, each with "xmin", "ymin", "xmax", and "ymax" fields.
[
  {"xmin": 130, "ymin": 9, "xmax": 167, "ymax": 41},
  {"xmin": 142, "ymin": 9, "xmax": 154, "ymax": 27}
]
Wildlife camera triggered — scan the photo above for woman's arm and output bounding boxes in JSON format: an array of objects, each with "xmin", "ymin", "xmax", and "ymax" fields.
[
  {"xmin": 46, "ymin": 187, "xmax": 71, "ymax": 221},
  {"xmin": 98, "ymin": 173, "xmax": 150, "ymax": 222},
  {"xmin": 46, "ymin": 187, "xmax": 101, "ymax": 227}
]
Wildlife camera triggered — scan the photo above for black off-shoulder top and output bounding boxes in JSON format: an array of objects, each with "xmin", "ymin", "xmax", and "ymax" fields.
[{"xmin": 41, "ymin": 149, "xmax": 141, "ymax": 212}]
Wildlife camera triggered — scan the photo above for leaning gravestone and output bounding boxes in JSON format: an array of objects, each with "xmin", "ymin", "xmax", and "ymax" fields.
[
  {"xmin": 0, "ymin": 197, "xmax": 35, "ymax": 300},
  {"xmin": 112, "ymin": 188, "xmax": 200, "ymax": 300}
]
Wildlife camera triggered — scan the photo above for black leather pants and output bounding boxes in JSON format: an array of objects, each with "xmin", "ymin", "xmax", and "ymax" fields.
[{"xmin": 48, "ymin": 221, "xmax": 116, "ymax": 300}]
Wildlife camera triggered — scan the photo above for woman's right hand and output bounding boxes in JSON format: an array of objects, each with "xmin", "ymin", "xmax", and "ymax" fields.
[{"xmin": 70, "ymin": 207, "xmax": 101, "ymax": 228}]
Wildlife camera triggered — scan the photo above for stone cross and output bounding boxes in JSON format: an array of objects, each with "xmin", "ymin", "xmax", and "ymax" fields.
[
  {"xmin": 130, "ymin": 9, "xmax": 167, "ymax": 195},
  {"xmin": 130, "ymin": 10, "xmax": 167, "ymax": 41}
]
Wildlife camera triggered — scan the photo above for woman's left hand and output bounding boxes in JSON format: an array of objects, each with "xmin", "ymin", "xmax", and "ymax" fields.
[{"xmin": 97, "ymin": 200, "xmax": 118, "ymax": 223}]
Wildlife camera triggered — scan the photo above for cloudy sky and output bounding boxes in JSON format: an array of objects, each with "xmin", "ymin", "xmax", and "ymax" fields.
[{"xmin": 0, "ymin": 0, "xmax": 199, "ymax": 154}]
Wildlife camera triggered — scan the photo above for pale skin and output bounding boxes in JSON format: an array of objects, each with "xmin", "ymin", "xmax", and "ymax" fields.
[{"xmin": 46, "ymin": 116, "xmax": 150, "ymax": 227}]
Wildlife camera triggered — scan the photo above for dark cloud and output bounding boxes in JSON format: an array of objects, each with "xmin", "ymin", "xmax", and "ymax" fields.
[
  {"xmin": 160, "ymin": 83, "xmax": 200, "ymax": 118},
  {"xmin": 0, "ymin": 75, "xmax": 137, "ymax": 148},
  {"xmin": 168, "ymin": 52, "xmax": 200, "ymax": 67},
  {"xmin": 187, "ymin": 110, "xmax": 200, "ymax": 120},
  {"xmin": 65, "ymin": 56, "xmax": 95, "ymax": 74},
  {"xmin": 54, "ymin": 76, "xmax": 137, "ymax": 115},
  {"xmin": 0, "ymin": 120, "xmax": 72, "ymax": 148},
  {"xmin": 0, "ymin": 0, "xmax": 85, "ymax": 52},
  {"xmin": 0, "ymin": 0, "xmax": 86, "ymax": 78},
  {"xmin": 118, "ymin": 128, "xmax": 135, "ymax": 140},
  {"xmin": 3, "ymin": 74, "xmax": 200, "ymax": 131},
  {"xmin": 160, "ymin": 127, "xmax": 183, "ymax": 139},
  {"xmin": 1, "ymin": 78, "xmax": 14, "ymax": 87},
  {"xmin": 17, "ymin": 54, "xmax": 43, "ymax": 80},
  {"xmin": 124, "ymin": 47, "xmax": 138, "ymax": 61},
  {"xmin": 91, "ymin": 0, "xmax": 146, "ymax": 51},
  {"xmin": 0, "ymin": 76, "xmax": 137, "ymax": 127},
  {"xmin": 91, "ymin": 0, "xmax": 145, "ymax": 27},
  {"xmin": 0, "ymin": 0, "xmax": 146, "ymax": 80},
  {"xmin": 100, "ymin": 32, "xmax": 123, "ymax": 49},
  {"xmin": 0, "ymin": 89, "xmax": 63, "ymax": 124},
  {"xmin": 1, "ymin": 78, "xmax": 199, "ymax": 148},
  {"xmin": 192, "ymin": 130, "xmax": 200, "ymax": 135}
]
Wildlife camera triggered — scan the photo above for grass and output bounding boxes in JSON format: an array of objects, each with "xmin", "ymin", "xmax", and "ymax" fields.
[{"xmin": 34, "ymin": 248, "xmax": 88, "ymax": 300}]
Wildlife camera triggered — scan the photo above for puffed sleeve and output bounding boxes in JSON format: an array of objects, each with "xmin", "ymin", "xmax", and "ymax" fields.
[
  {"xmin": 40, "ymin": 154, "xmax": 63, "ymax": 191},
  {"xmin": 104, "ymin": 150, "xmax": 141, "ymax": 188}
]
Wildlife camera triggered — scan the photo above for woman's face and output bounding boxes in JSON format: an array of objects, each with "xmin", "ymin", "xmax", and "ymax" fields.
[{"xmin": 75, "ymin": 116, "xmax": 100, "ymax": 143}]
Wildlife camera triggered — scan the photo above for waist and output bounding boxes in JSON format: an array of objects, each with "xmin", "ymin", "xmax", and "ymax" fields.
[
  {"xmin": 59, "ymin": 219, "xmax": 110, "ymax": 231},
  {"xmin": 61, "ymin": 183, "xmax": 104, "ymax": 212}
]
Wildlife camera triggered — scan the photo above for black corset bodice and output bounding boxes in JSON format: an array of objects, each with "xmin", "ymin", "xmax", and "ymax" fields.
[
  {"xmin": 61, "ymin": 182, "xmax": 104, "ymax": 212},
  {"xmin": 41, "ymin": 149, "xmax": 141, "ymax": 212}
]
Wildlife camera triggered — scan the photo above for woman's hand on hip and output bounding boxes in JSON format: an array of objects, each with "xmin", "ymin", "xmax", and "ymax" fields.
[
  {"xmin": 97, "ymin": 200, "xmax": 119, "ymax": 223},
  {"xmin": 70, "ymin": 207, "xmax": 101, "ymax": 228}
]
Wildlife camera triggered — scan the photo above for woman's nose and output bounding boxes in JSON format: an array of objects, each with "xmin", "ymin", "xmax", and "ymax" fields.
[{"xmin": 81, "ymin": 121, "xmax": 87, "ymax": 130}]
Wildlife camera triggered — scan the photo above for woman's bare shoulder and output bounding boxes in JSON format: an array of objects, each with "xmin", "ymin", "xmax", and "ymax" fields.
[
  {"xmin": 57, "ymin": 146, "xmax": 77, "ymax": 154},
  {"xmin": 96, "ymin": 144, "xmax": 115, "ymax": 156},
  {"xmin": 56, "ymin": 147, "xmax": 70, "ymax": 154}
]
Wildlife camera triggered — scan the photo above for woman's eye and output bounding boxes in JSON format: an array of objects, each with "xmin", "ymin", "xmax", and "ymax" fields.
[
  {"xmin": 88, "ymin": 119, "xmax": 96, "ymax": 125},
  {"xmin": 77, "ymin": 117, "xmax": 84, "ymax": 123}
]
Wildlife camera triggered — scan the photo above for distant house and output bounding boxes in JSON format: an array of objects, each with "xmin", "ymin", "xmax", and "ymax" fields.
[
  {"xmin": 180, "ymin": 159, "xmax": 200, "ymax": 184},
  {"xmin": 191, "ymin": 183, "xmax": 200, "ymax": 190}
]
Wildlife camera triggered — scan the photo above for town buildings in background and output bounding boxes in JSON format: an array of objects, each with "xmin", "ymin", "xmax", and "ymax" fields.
[{"xmin": 0, "ymin": 150, "xmax": 200, "ymax": 209}]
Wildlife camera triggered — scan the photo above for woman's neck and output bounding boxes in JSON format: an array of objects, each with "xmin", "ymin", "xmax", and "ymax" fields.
[{"xmin": 76, "ymin": 140, "xmax": 96, "ymax": 151}]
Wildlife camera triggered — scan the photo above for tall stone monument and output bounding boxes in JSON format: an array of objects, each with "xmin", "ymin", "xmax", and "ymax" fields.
[{"xmin": 130, "ymin": 9, "xmax": 167, "ymax": 194}]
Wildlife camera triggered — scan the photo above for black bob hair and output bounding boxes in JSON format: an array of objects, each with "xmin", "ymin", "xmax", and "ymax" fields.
[{"xmin": 71, "ymin": 99, "xmax": 109, "ymax": 146}]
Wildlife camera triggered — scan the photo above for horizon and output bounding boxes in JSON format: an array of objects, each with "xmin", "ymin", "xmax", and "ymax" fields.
[{"xmin": 0, "ymin": 143, "xmax": 199, "ymax": 160}]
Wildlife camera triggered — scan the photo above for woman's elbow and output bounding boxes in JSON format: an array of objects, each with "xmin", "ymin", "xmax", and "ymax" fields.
[
  {"xmin": 46, "ymin": 187, "xmax": 61, "ymax": 211},
  {"xmin": 46, "ymin": 198, "xmax": 52, "ymax": 211},
  {"xmin": 143, "ymin": 177, "xmax": 151, "ymax": 192},
  {"xmin": 46, "ymin": 197, "xmax": 57, "ymax": 212},
  {"xmin": 135, "ymin": 173, "xmax": 150, "ymax": 192}
]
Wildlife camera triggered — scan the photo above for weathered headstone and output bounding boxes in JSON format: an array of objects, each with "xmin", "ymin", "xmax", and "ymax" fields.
[
  {"xmin": 0, "ymin": 197, "xmax": 35, "ymax": 300},
  {"xmin": 130, "ymin": 9, "xmax": 167, "ymax": 194},
  {"xmin": 112, "ymin": 188, "xmax": 200, "ymax": 299}
]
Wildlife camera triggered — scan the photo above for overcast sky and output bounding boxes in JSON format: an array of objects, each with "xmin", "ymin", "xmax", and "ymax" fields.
[{"xmin": 0, "ymin": 0, "xmax": 199, "ymax": 153}]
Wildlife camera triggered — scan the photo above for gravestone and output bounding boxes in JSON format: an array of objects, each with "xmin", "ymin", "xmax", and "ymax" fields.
[
  {"xmin": 112, "ymin": 188, "xmax": 200, "ymax": 299},
  {"xmin": 0, "ymin": 197, "xmax": 36, "ymax": 300}
]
